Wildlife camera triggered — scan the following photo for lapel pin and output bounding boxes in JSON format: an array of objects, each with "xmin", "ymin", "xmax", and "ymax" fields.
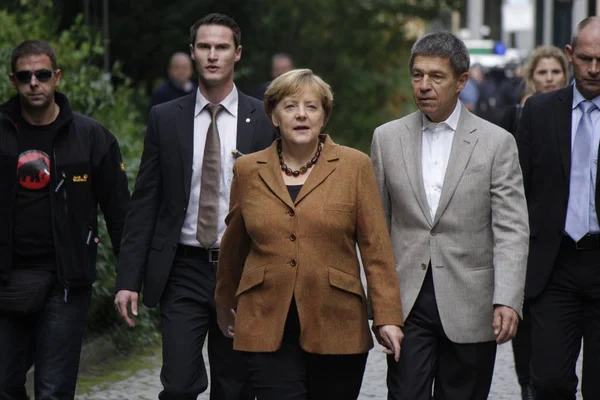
[
  {"xmin": 232, "ymin": 149, "xmax": 245, "ymax": 159},
  {"xmin": 246, "ymin": 118, "xmax": 251, "ymax": 123}
]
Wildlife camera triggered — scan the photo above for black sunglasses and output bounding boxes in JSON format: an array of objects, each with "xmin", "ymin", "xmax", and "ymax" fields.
[{"xmin": 13, "ymin": 69, "xmax": 57, "ymax": 84}]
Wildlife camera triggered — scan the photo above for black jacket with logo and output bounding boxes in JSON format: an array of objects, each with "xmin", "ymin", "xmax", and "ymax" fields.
[{"xmin": 0, "ymin": 92, "xmax": 130, "ymax": 293}]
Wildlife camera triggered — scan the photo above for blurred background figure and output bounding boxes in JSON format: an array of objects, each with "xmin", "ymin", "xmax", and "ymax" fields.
[
  {"xmin": 251, "ymin": 53, "xmax": 294, "ymax": 100},
  {"xmin": 496, "ymin": 61, "xmax": 525, "ymax": 113},
  {"xmin": 474, "ymin": 66, "xmax": 509, "ymax": 124},
  {"xmin": 499, "ymin": 45, "xmax": 568, "ymax": 137},
  {"xmin": 524, "ymin": 46, "xmax": 569, "ymax": 95},
  {"xmin": 459, "ymin": 63, "xmax": 483, "ymax": 111},
  {"xmin": 150, "ymin": 52, "xmax": 197, "ymax": 107},
  {"xmin": 497, "ymin": 44, "xmax": 568, "ymax": 400}
]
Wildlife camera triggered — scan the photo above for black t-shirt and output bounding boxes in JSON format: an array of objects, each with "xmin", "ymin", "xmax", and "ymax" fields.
[
  {"xmin": 12, "ymin": 117, "xmax": 59, "ymax": 270},
  {"xmin": 287, "ymin": 184, "xmax": 303, "ymax": 203}
]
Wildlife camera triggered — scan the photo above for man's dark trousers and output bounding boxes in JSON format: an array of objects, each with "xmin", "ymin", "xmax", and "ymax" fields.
[
  {"xmin": 0, "ymin": 283, "xmax": 92, "ymax": 400},
  {"xmin": 386, "ymin": 268, "xmax": 497, "ymax": 400},
  {"xmin": 529, "ymin": 237, "xmax": 600, "ymax": 399},
  {"xmin": 158, "ymin": 250, "xmax": 253, "ymax": 400}
]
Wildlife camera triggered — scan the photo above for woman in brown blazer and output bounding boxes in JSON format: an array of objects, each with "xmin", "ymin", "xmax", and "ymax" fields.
[{"xmin": 215, "ymin": 69, "xmax": 403, "ymax": 400}]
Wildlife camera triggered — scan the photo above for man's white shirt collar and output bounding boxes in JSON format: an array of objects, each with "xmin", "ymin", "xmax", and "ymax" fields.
[
  {"xmin": 194, "ymin": 85, "xmax": 238, "ymax": 118},
  {"xmin": 421, "ymin": 101, "xmax": 461, "ymax": 132}
]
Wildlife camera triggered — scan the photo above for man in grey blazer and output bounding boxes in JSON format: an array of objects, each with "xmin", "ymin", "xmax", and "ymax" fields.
[{"xmin": 371, "ymin": 32, "xmax": 529, "ymax": 400}]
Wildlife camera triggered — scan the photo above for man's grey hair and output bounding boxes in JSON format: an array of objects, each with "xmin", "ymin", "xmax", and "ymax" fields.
[{"xmin": 409, "ymin": 32, "xmax": 470, "ymax": 77}]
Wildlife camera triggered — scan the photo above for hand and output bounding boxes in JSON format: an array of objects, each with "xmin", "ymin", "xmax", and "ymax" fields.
[
  {"xmin": 375, "ymin": 325, "xmax": 404, "ymax": 362},
  {"xmin": 493, "ymin": 305, "xmax": 519, "ymax": 344},
  {"xmin": 114, "ymin": 290, "xmax": 139, "ymax": 328},
  {"xmin": 216, "ymin": 304, "xmax": 236, "ymax": 338}
]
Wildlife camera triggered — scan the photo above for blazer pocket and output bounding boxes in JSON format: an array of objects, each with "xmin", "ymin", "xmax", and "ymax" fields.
[
  {"xmin": 463, "ymin": 163, "xmax": 485, "ymax": 176},
  {"xmin": 150, "ymin": 235, "xmax": 166, "ymax": 251},
  {"xmin": 235, "ymin": 266, "xmax": 266, "ymax": 297},
  {"xmin": 470, "ymin": 265, "xmax": 493, "ymax": 271},
  {"xmin": 324, "ymin": 202, "xmax": 355, "ymax": 213},
  {"xmin": 328, "ymin": 267, "xmax": 363, "ymax": 297}
]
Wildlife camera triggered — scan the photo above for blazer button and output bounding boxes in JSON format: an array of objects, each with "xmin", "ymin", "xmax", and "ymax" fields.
[
  {"xmin": 290, "ymin": 259, "xmax": 297, "ymax": 267},
  {"xmin": 172, "ymin": 244, "xmax": 177, "ymax": 250},
  {"xmin": 431, "ymin": 232, "xmax": 437, "ymax": 236},
  {"xmin": 421, "ymin": 263, "xmax": 427, "ymax": 270},
  {"xmin": 288, "ymin": 209, "xmax": 295, "ymax": 217},
  {"xmin": 183, "ymin": 207, "xmax": 187, "ymax": 212},
  {"xmin": 289, "ymin": 234, "xmax": 297, "ymax": 241}
]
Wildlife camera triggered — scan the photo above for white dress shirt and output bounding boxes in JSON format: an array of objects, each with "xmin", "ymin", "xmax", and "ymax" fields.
[
  {"xmin": 421, "ymin": 101, "xmax": 461, "ymax": 220},
  {"xmin": 570, "ymin": 85, "xmax": 600, "ymax": 233},
  {"xmin": 179, "ymin": 86, "xmax": 238, "ymax": 247}
]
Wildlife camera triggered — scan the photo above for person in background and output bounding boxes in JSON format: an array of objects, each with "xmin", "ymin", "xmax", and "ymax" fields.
[
  {"xmin": 497, "ymin": 61, "xmax": 525, "ymax": 114},
  {"xmin": 251, "ymin": 53, "xmax": 294, "ymax": 100},
  {"xmin": 150, "ymin": 52, "xmax": 197, "ymax": 107},
  {"xmin": 0, "ymin": 39, "xmax": 129, "ymax": 399},
  {"xmin": 114, "ymin": 13, "xmax": 276, "ymax": 399},
  {"xmin": 498, "ymin": 45, "xmax": 568, "ymax": 400},
  {"xmin": 459, "ymin": 63, "xmax": 483, "ymax": 111},
  {"xmin": 474, "ymin": 66, "xmax": 507, "ymax": 123},
  {"xmin": 516, "ymin": 17, "xmax": 600, "ymax": 399},
  {"xmin": 215, "ymin": 68, "xmax": 404, "ymax": 400},
  {"xmin": 372, "ymin": 31, "xmax": 529, "ymax": 400},
  {"xmin": 499, "ymin": 45, "xmax": 568, "ymax": 137}
]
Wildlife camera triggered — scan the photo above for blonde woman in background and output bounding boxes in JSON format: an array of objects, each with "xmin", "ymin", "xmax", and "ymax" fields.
[{"xmin": 499, "ymin": 46, "xmax": 569, "ymax": 138}]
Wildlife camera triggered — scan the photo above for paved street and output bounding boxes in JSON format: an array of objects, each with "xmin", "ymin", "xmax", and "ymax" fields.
[
  {"xmin": 75, "ymin": 336, "xmax": 583, "ymax": 399},
  {"xmin": 75, "ymin": 266, "xmax": 583, "ymax": 399}
]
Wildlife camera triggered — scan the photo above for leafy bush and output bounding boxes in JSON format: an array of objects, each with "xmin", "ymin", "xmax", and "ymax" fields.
[{"xmin": 0, "ymin": 0, "xmax": 159, "ymax": 350}]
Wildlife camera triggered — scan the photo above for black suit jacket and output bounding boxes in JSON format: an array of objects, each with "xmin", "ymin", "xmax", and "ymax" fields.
[
  {"xmin": 116, "ymin": 90, "xmax": 276, "ymax": 307},
  {"xmin": 516, "ymin": 86, "xmax": 600, "ymax": 299}
]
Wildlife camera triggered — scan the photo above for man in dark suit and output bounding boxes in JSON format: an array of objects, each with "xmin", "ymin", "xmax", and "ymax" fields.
[
  {"xmin": 516, "ymin": 16, "xmax": 600, "ymax": 399},
  {"xmin": 114, "ymin": 13, "xmax": 276, "ymax": 400}
]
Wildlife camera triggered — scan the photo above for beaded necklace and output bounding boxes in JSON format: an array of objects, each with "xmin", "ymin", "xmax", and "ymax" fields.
[{"xmin": 277, "ymin": 140, "xmax": 323, "ymax": 177}]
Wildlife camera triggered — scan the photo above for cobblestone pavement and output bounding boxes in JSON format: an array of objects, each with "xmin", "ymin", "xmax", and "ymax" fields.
[{"xmin": 75, "ymin": 337, "xmax": 583, "ymax": 399}]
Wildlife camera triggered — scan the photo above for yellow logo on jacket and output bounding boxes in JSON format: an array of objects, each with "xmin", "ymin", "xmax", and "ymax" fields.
[{"xmin": 73, "ymin": 174, "xmax": 88, "ymax": 183}]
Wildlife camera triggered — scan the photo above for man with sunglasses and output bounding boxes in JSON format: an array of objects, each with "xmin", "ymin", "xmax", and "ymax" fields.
[{"xmin": 0, "ymin": 40, "xmax": 130, "ymax": 399}]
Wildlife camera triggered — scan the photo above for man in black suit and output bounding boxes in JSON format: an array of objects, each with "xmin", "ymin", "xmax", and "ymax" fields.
[
  {"xmin": 516, "ymin": 16, "xmax": 600, "ymax": 399},
  {"xmin": 114, "ymin": 13, "xmax": 276, "ymax": 400}
]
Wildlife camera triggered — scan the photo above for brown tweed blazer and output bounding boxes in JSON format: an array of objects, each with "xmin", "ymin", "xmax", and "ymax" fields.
[{"xmin": 215, "ymin": 135, "xmax": 403, "ymax": 354}]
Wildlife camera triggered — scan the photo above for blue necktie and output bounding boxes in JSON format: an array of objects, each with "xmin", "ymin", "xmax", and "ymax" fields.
[{"xmin": 565, "ymin": 100, "xmax": 597, "ymax": 242}]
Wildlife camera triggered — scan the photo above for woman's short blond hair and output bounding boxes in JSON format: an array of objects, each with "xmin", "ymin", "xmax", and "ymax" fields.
[
  {"xmin": 264, "ymin": 69, "xmax": 334, "ymax": 128},
  {"xmin": 524, "ymin": 45, "xmax": 569, "ymax": 91}
]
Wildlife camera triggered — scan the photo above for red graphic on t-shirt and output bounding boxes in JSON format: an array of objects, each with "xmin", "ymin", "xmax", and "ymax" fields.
[{"xmin": 17, "ymin": 150, "xmax": 51, "ymax": 190}]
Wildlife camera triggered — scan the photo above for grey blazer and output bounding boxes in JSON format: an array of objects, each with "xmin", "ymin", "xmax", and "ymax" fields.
[{"xmin": 371, "ymin": 104, "xmax": 529, "ymax": 343}]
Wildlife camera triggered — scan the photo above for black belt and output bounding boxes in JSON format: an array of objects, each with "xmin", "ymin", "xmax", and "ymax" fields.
[
  {"xmin": 562, "ymin": 234, "xmax": 600, "ymax": 251},
  {"xmin": 176, "ymin": 244, "xmax": 219, "ymax": 263}
]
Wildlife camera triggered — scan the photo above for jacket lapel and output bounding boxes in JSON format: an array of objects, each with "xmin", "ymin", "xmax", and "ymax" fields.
[
  {"xmin": 175, "ymin": 93, "xmax": 196, "ymax": 202},
  {"xmin": 555, "ymin": 87, "xmax": 573, "ymax": 180},
  {"xmin": 257, "ymin": 141, "xmax": 295, "ymax": 210},
  {"xmin": 294, "ymin": 136, "xmax": 338, "ymax": 205},
  {"xmin": 400, "ymin": 112, "xmax": 433, "ymax": 226},
  {"xmin": 257, "ymin": 136, "xmax": 338, "ymax": 209},
  {"xmin": 433, "ymin": 108, "xmax": 478, "ymax": 226},
  {"xmin": 236, "ymin": 92, "xmax": 258, "ymax": 155}
]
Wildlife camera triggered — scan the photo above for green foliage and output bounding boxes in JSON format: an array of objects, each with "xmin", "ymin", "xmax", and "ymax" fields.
[
  {"xmin": 47, "ymin": 0, "xmax": 464, "ymax": 153},
  {"xmin": 0, "ymin": 0, "xmax": 159, "ymax": 350}
]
